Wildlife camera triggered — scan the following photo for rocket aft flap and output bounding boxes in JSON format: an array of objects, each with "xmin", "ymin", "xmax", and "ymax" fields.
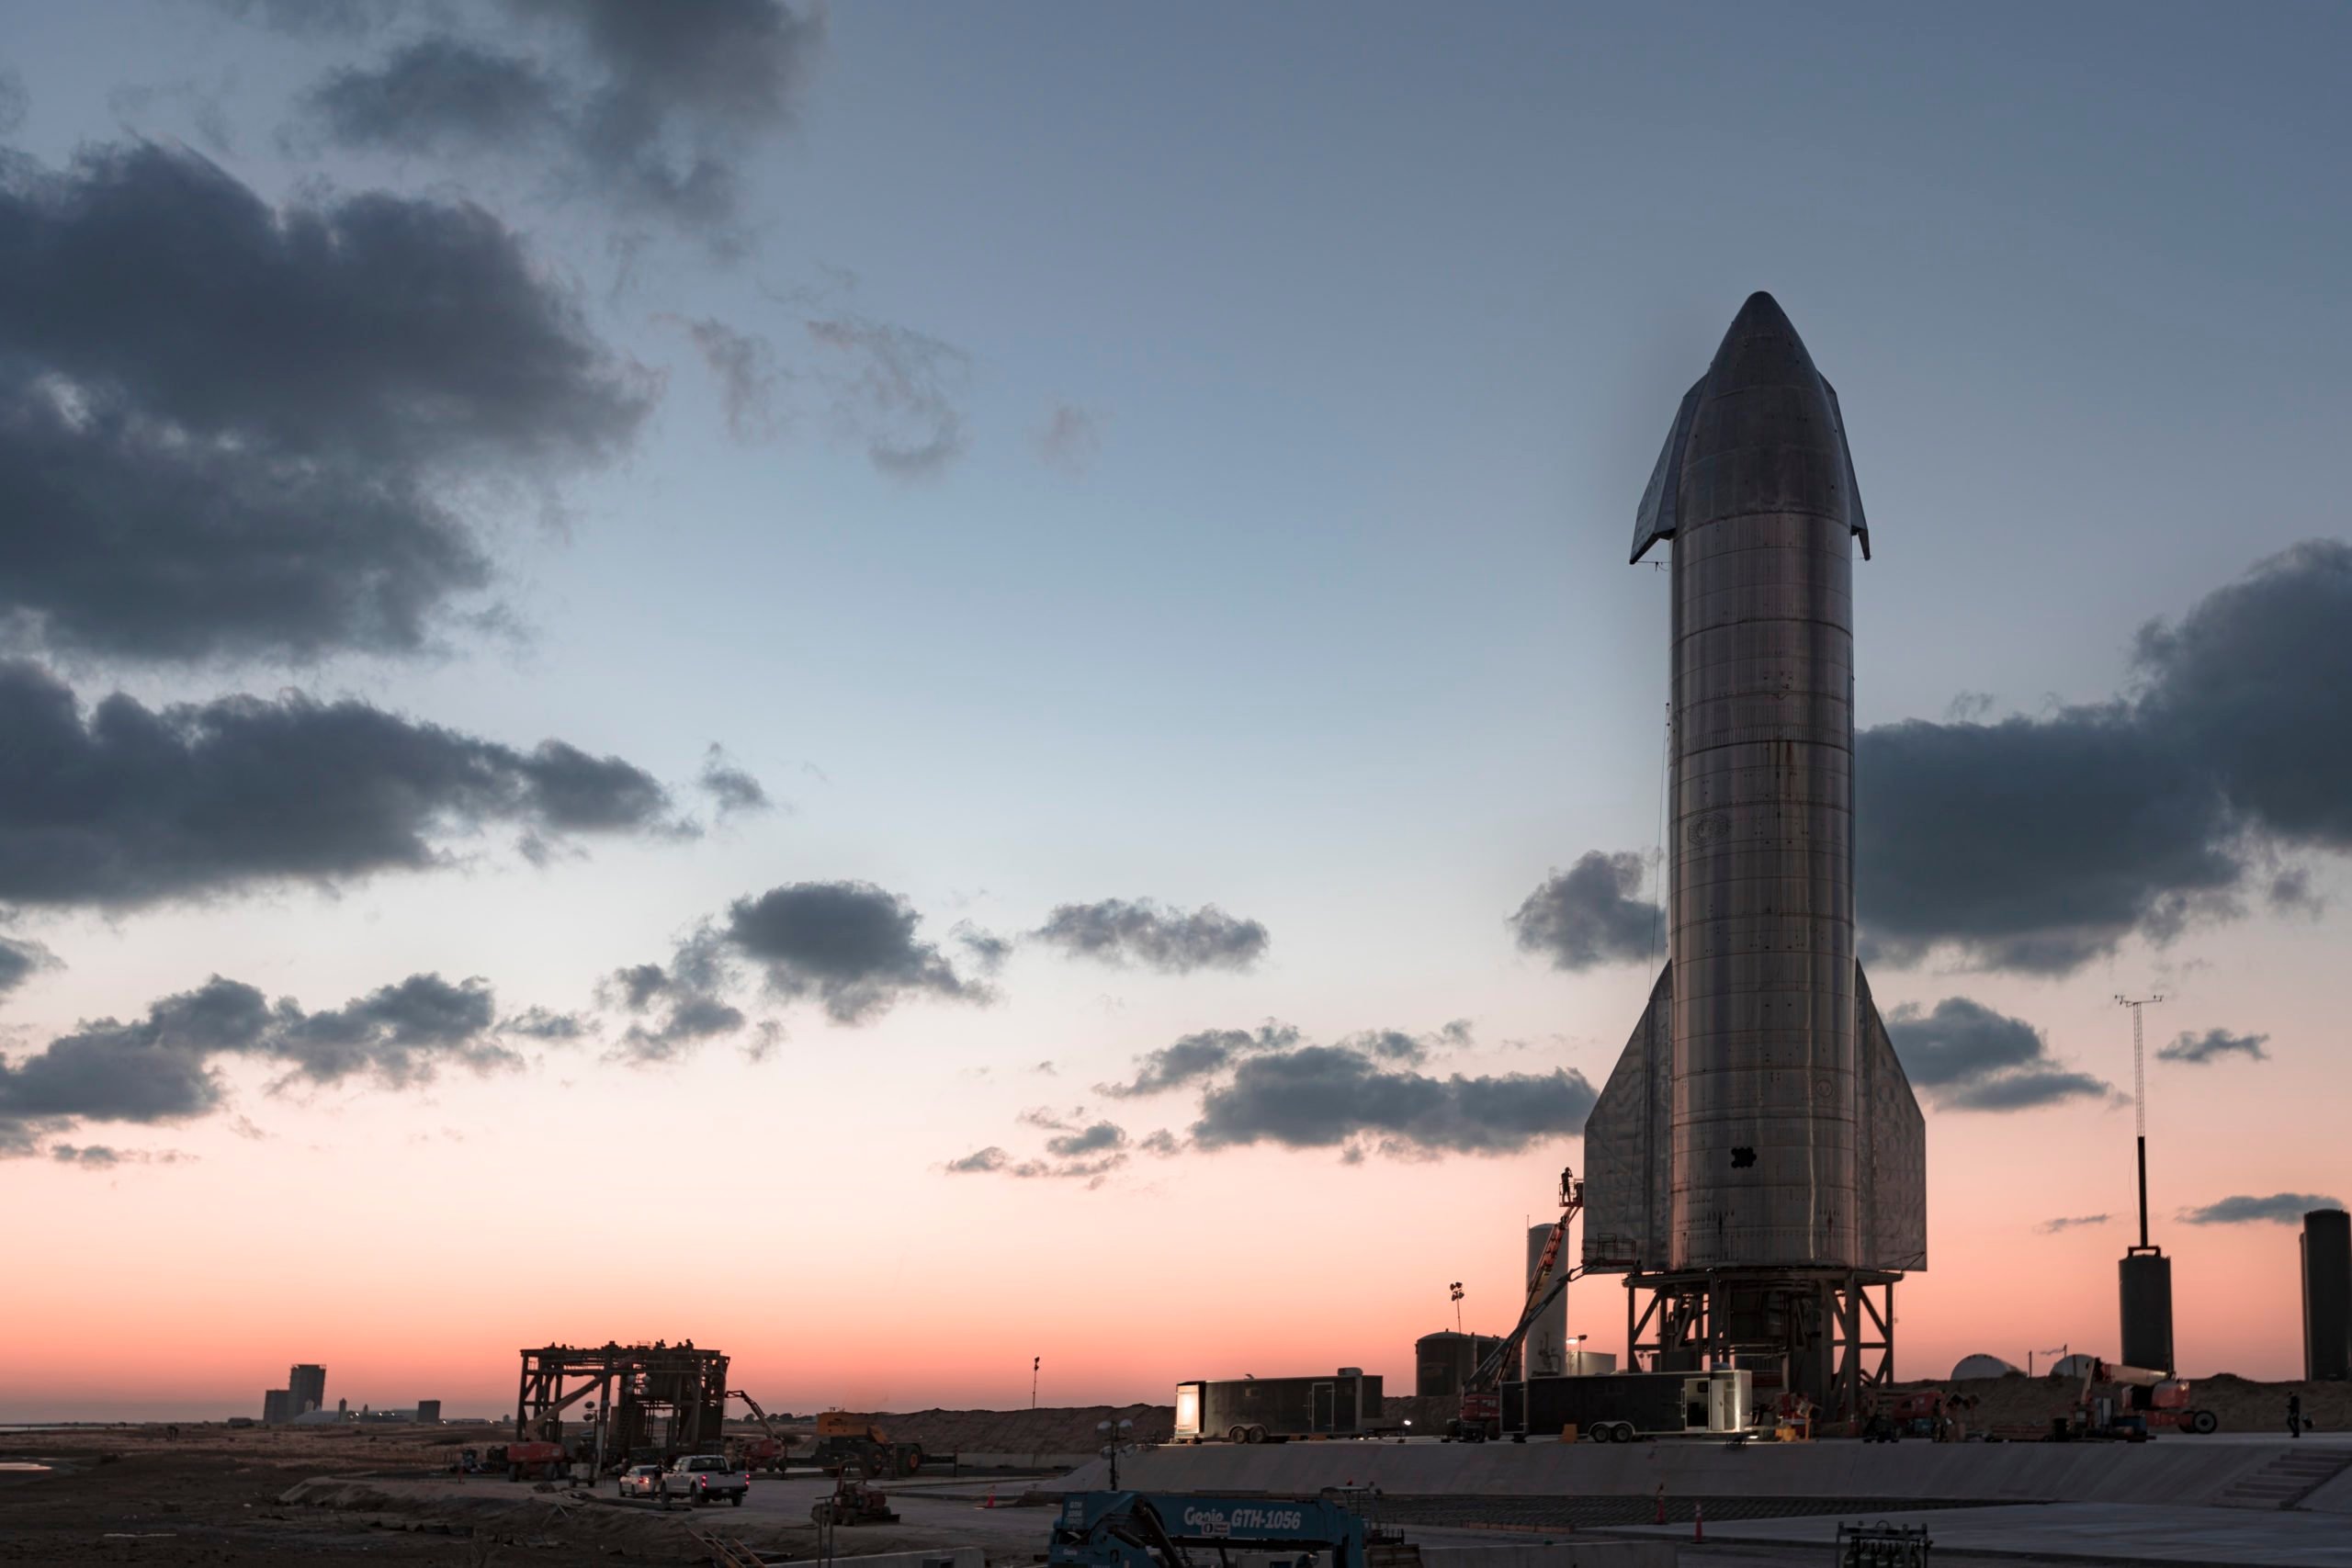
[{"xmin": 1582, "ymin": 293, "xmax": 1926, "ymax": 1280}]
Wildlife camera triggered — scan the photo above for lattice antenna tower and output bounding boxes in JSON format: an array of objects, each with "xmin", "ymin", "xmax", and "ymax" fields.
[{"xmin": 2115, "ymin": 994, "xmax": 2165, "ymax": 1247}]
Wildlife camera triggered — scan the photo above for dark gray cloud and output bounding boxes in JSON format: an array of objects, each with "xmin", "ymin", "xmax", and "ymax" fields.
[
  {"xmin": 291, "ymin": 2, "xmax": 822, "ymax": 243},
  {"xmin": 2181, "ymin": 1193, "xmax": 2344, "ymax": 1226},
  {"xmin": 954, "ymin": 923, "xmax": 1014, "ymax": 976},
  {"xmin": 2038, "ymin": 1214, "xmax": 2109, "ymax": 1234},
  {"xmin": 605, "ymin": 882, "xmax": 984, "ymax": 1051},
  {"xmin": 1937, "ymin": 1066, "xmax": 2113, "ymax": 1112},
  {"xmin": 944, "ymin": 1130, "xmax": 1126, "ymax": 1186},
  {"xmin": 961, "ymin": 1022, "xmax": 1551, "ymax": 1175},
  {"xmin": 0, "ymin": 970, "xmax": 535, "ymax": 1152},
  {"xmin": 0, "ymin": 141, "xmax": 652, "ymax": 663},
  {"xmin": 726, "ymin": 881, "xmax": 989, "ymax": 1024},
  {"xmin": 1510, "ymin": 852, "xmax": 1659, "ymax": 972},
  {"xmin": 270, "ymin": 975, "xmax": 509, "ymax": 1088},
  {"xmin": 50, "ymin": 1143, "xmax": 189, "ymax": 1168},
  {"xmin": 1033, "ymin": 897, "xmax": 1270, "ymax": 976},
  {"xmin": 0, "ymin": 661, "xmax": 684, "ymax": 908},
  {"xmin": 601, "ymin": 927, "xmax": 748, "ymax": 1063},
  {"xmin": 1045, "ymin": 1121, "xmax": 1127, "ymax": 1159},
  {"xmin": 1192, "ymin": 1047, "xmax": 1597, "ymax": 1158},
  {"xmin": 301, "ymin": 36, "xmax": 569, "ymax": 156},
  {"xmin": 804, "ymin": 316, "xmax": 969, "ymax": 479},
  {"xmin": 1884, "ymin": 997, "xmax": 2112, "ymax": 1112},
  {"xmin": 2157, "ymin": 1028, "xmax": 2269, "ymax": 1066},
  {"xmin": 696, "ymin": 744, "xmax": 772, "ymax": 818},
  {"xmin": 2270, "ymin": 868, "xmax": 2323, "ymax": 915},
  {"xmin": 1334, "ymin": 1021, "xmax": 1473, "ymax": 1067},
  {"xmin": 1096, "ymin": 1023, "xmax": 1299, "ymax": 1099},
  {"xmin": 499, "ymin": 1006, "xmax": 591, "ymax": 1041},
  {"xmin": 0, "ymin": 934, "xmax": 58, "ymax": 1001},
  {"xmin": 1860, "ymin": 541, "xmax": 2352, "ymax": 974}
]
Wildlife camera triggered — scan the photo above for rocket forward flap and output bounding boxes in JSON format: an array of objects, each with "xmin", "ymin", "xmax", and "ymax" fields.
[
  {"xmin": 1856, "ymin": 963, "xmax": 1928, "ymax": 1272},
  {"xmin": 1581, "ymin": 963, "xmax": 1672, "ymax": 1273},
  {"xmin": 1631, "ymin": 380, "xmax": 1702, "ymax": 564},
  {"xmin": 1821, "ymin": 378, "xmax": 1871, "ymax": 560}
]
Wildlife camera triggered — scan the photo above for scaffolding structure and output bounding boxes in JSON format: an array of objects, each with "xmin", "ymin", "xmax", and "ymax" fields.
[
  {"xmin": 1623, "ymin": 1269, "xmax": 1897, "ymax": 1419},
  {"xmin": 514, "ymin": 1342, "xmax": 730, "ymax": 1467}
]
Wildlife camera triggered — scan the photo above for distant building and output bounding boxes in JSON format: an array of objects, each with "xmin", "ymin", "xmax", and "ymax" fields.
[
  {"xmin": 262, "ymin": 1389, "xmax": 291, "ymax": 1425},
  {"xmin": 415, "ymin": 1400, "xmax": 442, "ymax": 1425},
  {"xmin": 288, "ymin": 1364, "xmax": 327, "ymax": 1416}
]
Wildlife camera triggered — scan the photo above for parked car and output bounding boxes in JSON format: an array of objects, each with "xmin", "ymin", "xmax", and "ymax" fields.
[
  {"xmin": 616, "ymin": 1463, "xmax": 663, "ymax": 1501},
  {"xmin": 662, "ymin": 1454, "xmax": 750, "ymax": 1507}
]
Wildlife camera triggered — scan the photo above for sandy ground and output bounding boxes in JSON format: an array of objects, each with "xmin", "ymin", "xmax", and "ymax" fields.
[{"xmin": 7, "ymin": 1383, "xmax": 2343, "ymax": 1567}]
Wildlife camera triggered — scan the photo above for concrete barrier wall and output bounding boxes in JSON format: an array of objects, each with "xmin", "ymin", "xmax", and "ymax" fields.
[{"xmin": 1057, "ymin": 1438, "xmax": 2309, "ymax": 1508}]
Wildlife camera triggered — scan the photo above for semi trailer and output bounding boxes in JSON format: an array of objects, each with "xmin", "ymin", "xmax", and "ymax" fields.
[
  {"xmin": 1498, "ymin": 1369, "xmax": 1754, "ymax": 1442},
  {"xmin": 1171, "ymin": 1370, "xmax": 1387, "ymax": 1443}
]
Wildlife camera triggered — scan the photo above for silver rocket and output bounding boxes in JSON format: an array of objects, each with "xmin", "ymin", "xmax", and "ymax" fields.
[{"xmin": 1582, "ymin": 293, "xmax": 1926, "ymax": 1281}]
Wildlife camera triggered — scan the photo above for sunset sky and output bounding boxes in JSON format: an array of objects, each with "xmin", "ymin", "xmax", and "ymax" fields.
[{"xmin": 4, "ymin": 2, "xmax": 2349, "ymax": 1422}]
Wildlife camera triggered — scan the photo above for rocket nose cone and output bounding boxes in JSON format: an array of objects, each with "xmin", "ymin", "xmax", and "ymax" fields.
[
  {"xmin": 1709, "ymin": 290, "xmax": 1819, "ymax": 390},
  {"xmin": 1732, "ymin": 290, "xmax": 1794, "ymax": 333}
]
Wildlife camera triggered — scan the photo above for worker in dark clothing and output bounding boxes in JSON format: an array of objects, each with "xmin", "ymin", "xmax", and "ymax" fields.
[{"xmin": 2289, "ymin": 1393, "xmax": 2303, "ymax": 1438}]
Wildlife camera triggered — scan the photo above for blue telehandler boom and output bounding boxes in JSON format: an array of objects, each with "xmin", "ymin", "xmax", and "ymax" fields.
[{"xmin": 1048, "ymin": 1492, "xmax": 1378, "ymax": 1568}]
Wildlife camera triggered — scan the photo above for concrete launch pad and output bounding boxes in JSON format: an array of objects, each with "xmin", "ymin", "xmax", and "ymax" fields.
[
  {"xmin": 1057, "ymin": 1436, "xmax": 2352, "ymax": 1566},
  {"xmin": 1061, "ymin": 1432, "xmax": 2352, "ymax": 1506}
]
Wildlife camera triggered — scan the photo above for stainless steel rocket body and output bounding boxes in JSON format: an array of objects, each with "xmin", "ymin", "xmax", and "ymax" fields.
[
  {"xmin": 1663, "ymin": 305, "xmax": 1862, "ymax": 1270},
  {"xmin": 1579, "ymin": 292, "xmax": 1925, "ymax": 1369}
]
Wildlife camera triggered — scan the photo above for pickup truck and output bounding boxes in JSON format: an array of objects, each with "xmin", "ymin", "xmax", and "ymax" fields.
[{"xmin": 662, "ymin": 1454, "xmax": 750, "ymax": 1507}]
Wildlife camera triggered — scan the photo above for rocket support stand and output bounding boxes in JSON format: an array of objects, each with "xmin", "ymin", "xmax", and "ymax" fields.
[{"xmin": 1623, "ymin": 1269, "xmax": 1899, "ymax": 1420}]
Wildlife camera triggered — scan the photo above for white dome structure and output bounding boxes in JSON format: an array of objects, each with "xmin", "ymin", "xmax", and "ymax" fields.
[
  {"xmin": 1951, "ymin": 1354, "xmax": 2021, "ymax": 1380},
  {"xmin": 2051, "ymin": 1354, "xmax": 2101, "ymax": 1379}
]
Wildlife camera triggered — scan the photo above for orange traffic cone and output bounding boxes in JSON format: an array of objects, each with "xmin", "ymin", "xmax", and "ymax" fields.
[{"xmin": 982, "ymin": 1486, "xmax": 998, "ymax": 1509}]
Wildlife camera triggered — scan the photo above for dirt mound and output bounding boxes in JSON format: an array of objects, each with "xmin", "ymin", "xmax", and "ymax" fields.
[
  {"xmin": 1886, "ymin": 1371, "xmax": 2349, "ymax": 1433},
  {"xmin": 869, "ymin": 1404, "xmax": 1173, "ymax": 1453}
]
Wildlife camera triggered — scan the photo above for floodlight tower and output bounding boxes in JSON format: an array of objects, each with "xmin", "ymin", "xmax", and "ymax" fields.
[{"xmin": 2116, "ymin": 994, "xmax": 2172, "ymax": 1371}]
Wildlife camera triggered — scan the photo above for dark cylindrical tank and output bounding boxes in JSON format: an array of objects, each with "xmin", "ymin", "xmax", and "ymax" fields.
[
  {"xmin": 2304, "ymin": 1209, "xmax": 2352, "ymax": 1382},
  {"xmin": 2119, "ymin": 1249, "xmax": 2175, "ymax": 1373},
  {"xmin": 1414, "ymin": 1332, "xmax": 1515, "ymax": 1396}
]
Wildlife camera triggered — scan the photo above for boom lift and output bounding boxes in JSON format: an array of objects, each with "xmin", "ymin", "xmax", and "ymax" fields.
[
  {"xmin": 728, "ymin": 1390, "xmax": 794, "ymax": 1472},
  {"xmin": 1452, "ymin": 1168, "xmax": 1586, "ymax": 1441},
  {"xmin": 1048, "ymin": 1492, "xmax": 1383, "ymax": 1568},
  {"xmin": 2061, "ymin": 1359, "xmax": 2218, "ymax": 1439}
]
